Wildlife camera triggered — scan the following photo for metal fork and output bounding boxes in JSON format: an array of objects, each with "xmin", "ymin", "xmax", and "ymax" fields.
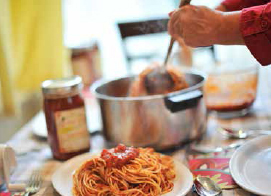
[{"xmin": 24, "ymin": 171, "xmax": 41, "ymax": 196}]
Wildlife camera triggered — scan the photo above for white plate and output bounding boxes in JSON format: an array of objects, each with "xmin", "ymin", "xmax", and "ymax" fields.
[
  {"xmin": 230, "ymin": 135, "xmax": 271, "ymax": 196},
  {"xmin": 31, "ymin": 101, "xmax": 102, "ymax": 138},
  {"xmin": 30, "ymin": 111, "xmax": 47, "ymax": 138},
  {"xmin": 52, "ymin": 153, "xmax": 193, "ymax": 196}
]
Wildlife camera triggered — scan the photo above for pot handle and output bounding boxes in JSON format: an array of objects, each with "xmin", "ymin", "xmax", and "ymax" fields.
[{"xmin": 164, "ymin": 90, "xmax": 203, "ymax": 113}]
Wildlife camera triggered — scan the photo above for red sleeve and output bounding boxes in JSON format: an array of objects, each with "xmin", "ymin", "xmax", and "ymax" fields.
[
  {"xmin": 240, "ymin": 3, "xmax": 271, "ymax": 65},
  {"xmin": 221, "ymin": 0, "xmax": 269, "ymax": 11}
]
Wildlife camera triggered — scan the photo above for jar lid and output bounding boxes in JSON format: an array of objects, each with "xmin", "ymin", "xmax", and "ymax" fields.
[{"xmin": 41, "ymin": 76, "xmax": 82, "ymax": 97}]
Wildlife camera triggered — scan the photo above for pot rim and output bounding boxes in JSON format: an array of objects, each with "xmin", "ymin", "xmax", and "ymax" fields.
[{"xmin": 91, "ymin": 70, "xmax": 207, "ymax": 101}]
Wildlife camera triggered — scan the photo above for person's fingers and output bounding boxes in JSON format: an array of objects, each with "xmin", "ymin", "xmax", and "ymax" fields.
[
  {"xmin": 168, "ymin": 21, "xmax": 173, "ymax": 36},
  {"xmin": 181, "ymin": 30, "xmax": 190, "ymax": 46},
  {"xmin": 168, "ymin": 10, "xmax": 176, "ymax": 17},
  {"xmin": 175, "ymin": 37, "xmax": 186, "ymax": 47},
  {"xmin": 170, "ymin": 8, "xmax": 181, "ymax": 24},
  {"xmin": 168, "ymin": 13, "xmax": 177, "ymax": 35},
  {"xmin": 168, "ymin": 9, "xmax": 181, "ymax": 36},
  {"xmin": 168, "ymin": 19, "xmax": 180, "ymax": 37},
  {"xmin": 168, "ymin": 18, "xmax": 182, "ymax": 41},
  {"xmin": 172, "ymin": 17, "xmax": 183, "ymax": 37},
  {"xmin": 182, "ymin": 29, "xmax": 197, "ymax": 47},
  {"xmin": 171, "ymin": 33, "xmax": 181, "ymax": 41}
]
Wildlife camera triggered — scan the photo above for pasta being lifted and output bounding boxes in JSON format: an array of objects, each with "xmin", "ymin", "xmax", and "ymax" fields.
[
  {"xmin": 130, "ymin": 63, "xmax": 188, "ymax": 97},
  {"xmin": 72, "ymin": 144, "xmax": 176, "ymax": 196}
]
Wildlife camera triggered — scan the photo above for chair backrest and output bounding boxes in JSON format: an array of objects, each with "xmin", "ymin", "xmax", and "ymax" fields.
[
  {"xmin": 117, "ymin": 18, "xmax": 169, "ymax": 73},
  {"xmin": 118, "ymin": 18, "xmax": 169, "ymax": 39}
]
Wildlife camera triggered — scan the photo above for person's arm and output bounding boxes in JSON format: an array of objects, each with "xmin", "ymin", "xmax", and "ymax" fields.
[
  {"xmin": 219, "ymin": 0, "xmax": 269, "ymax": 11},
  {"xmin": 218, "ymin": 11, "xmax": 244, "ymax": 45},
  {"xmin": 239, "ymin": 3, "xmax": 271, "ymax": 65},
  {"xmin": 168, "ymin": 3, "xmax": 271, "ymax": 65},
  {"xmin": 216, "ymin": 4, "xmax": 228, "ymax": 12},
  {"xmin": 168, "ymin": 5, "xmax": 244, "ymax": 47}
]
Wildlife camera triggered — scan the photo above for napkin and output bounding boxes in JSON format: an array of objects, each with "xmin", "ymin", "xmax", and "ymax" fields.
[
  {"xmin": 189, "ymin": 157, "xmax": 237, "ymax": 189},
  {"xmin": 0, "ymin": 193, "xmax": 24, "ymax": 196},
  {"xmin": 188, "ymin": 149, "xmax": 238, "ymax": 190},
  {"xmin": 0, "ymin": 193, "xmax": 10, "ymax": 196},
  {"xmin": 0, "ymin": 145, "xmax": 25, "ymax": 192}
]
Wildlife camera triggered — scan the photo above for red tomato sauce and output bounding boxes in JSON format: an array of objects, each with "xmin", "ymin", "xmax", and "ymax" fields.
[{"xmin": 101, "ymin": 144, "xmax": 139, "ymax": 168}]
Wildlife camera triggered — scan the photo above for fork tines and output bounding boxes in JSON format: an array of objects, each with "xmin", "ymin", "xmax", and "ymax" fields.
[{"xmin": 26, "ymin": 170, "xmax": 42, "ymax": 192}]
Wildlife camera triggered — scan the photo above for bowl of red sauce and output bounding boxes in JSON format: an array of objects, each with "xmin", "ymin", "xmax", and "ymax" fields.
[{"xmin": 203, "ymin": 63, "xmax": 259, "ymax": 118}]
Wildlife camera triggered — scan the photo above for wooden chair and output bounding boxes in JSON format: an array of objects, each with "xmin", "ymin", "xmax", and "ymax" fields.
[{"xmin": 118, "ymin": 18, "xmax": 169, "ymax": 73}]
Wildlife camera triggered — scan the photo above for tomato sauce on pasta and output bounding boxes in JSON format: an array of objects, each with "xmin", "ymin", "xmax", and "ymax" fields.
[
  {"xmin": 72, "ymin": 144, "xmax": 176, "ymax": 196},
  {"xmin": 101, "ymin": 144, "xmax": 139, "ymax": 167}
]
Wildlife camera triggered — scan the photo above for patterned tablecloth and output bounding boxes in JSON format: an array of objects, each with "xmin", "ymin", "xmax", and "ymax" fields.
[{"xmin": 5, "ymin": 68, "xmax": 271, "ymax": 196}]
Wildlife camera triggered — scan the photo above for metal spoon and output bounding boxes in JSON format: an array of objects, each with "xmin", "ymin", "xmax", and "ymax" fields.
[
  {"xmin": 194, "ymin": 176, "xmax": 222, "ymax": 196},
  {"xmin": 144, "ymin": 0, "xmax": 191, "ymax": 94},
  {"xmin": 144, "ymin": 68, "xmax": 175, "ymax": 94},
  {"xmin": 190, "ymin": 142, "xmax": 242, "ymax": 154},
  {"xmin": 219, "ymin": 127, "xmax": 271, "ymax": 139}
]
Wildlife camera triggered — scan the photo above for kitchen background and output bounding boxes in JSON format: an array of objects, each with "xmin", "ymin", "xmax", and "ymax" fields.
[{"xmin": 1, "ymin": 0, "xmax": 270, "ymax": 143}]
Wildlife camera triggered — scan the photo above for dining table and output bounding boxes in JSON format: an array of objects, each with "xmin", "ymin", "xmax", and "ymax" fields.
[{"xmin": 4, "ymin": 66, "xmax": 271, "ymax": 196}]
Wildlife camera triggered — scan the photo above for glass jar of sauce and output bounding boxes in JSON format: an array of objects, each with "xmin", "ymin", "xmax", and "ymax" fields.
[{"xmin": 42, "ymin": 76, "xmax": 90, "ymax": 160}]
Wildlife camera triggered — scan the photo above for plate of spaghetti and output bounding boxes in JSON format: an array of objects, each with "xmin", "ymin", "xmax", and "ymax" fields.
[{"xmin": 52, "ymin": 144, "xmax": 193, "ymax": 196}]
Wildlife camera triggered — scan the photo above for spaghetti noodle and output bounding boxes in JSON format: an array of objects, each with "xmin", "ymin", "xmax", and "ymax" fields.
[
  {"xmin": 129, "ymin": 63, "xmax": 188, "ymax": 96},
  {"xmin": 72, "ymin": 144, "xmax": 176, "ymax": 196}
]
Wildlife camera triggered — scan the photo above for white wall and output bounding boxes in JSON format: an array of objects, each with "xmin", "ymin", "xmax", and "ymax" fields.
[
  {"xmin": 63, "ymin": 0, "xmax": 176, "ymax": 79},
  {"xmin": 63, "ymin": 0, "xmax": 258, "ymax": 80}
]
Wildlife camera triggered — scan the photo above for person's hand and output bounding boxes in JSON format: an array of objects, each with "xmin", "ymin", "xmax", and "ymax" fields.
[{"xmin": 168, "ymin": 5, "xmax": 224, "ymax": 47}]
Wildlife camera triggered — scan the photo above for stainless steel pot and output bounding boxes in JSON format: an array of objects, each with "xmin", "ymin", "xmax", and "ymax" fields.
[{"xmin": 92, "ymin": 71, "xmax": 207, "ymax": 150}]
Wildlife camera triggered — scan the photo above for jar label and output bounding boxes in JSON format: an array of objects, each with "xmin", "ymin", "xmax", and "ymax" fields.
[{"xmin": 55, "ymin": 107, "xmax": 90, "ymax": 153}]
